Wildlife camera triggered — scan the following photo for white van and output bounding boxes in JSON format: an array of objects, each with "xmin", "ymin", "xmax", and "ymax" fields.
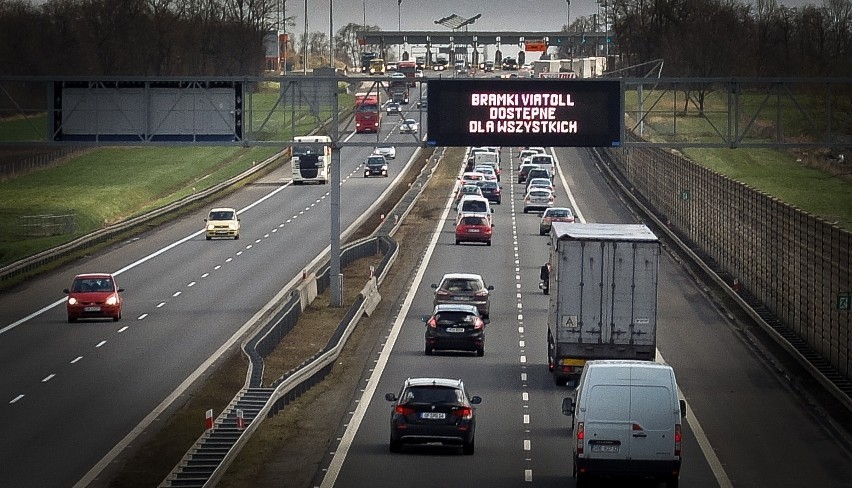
[
  {"xmin": 456, "ymin": 195, "xmax": 493, "ymax": 225},
  {"xmin": 562, "ymin": 360, "xmax": 687, "ymax": 488}
]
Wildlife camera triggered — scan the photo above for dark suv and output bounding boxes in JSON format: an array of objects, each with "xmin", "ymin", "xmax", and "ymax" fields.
[
  {"xmin": 423, "ymin": 304, "xmax": 488, "ymax": 356},
  {"xmin": 364, "ymin": 155, "xmax": 389, "ymax": 177},
  {"xmin": 385, "ymin": 377, "xmax": 482, "ymax": 454}
]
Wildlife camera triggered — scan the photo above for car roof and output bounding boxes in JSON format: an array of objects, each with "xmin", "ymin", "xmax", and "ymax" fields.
[
  {"xmin": 404, "ymin": 377, "xmax": 464, "ymax": 389},
  {"xmin": 74, "ymin": 272, "xmax": 114, "ymax": 279},
  {"xmin": 433, "ymin": 303, "xmax": 479, "ymax": 314},
  {"xmin": 529, "ymin": 177, "xmax": 551, "ymax": 183},
  {"xmin": 210, "ymin": 207, "xmax": 236, "ymax": 212},
  {"xmin": 440, "ymin": 272, "xmax": 484, "ymax": 281},
  {"xmin": 459, "ymin": 194, "xmax": 489, "ymax": 202},
  {"xmin": 544, "ymin": 207, "xmax": 572, "ymax": 214}
]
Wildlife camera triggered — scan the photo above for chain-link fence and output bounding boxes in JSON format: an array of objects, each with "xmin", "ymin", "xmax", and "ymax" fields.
[{"xmin": 603, "ymin": 134, "xmax": 851, "ymax": 384}]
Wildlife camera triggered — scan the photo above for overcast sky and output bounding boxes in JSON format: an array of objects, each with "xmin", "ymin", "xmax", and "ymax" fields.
[{"xmin": 291, "ymin": 0, "xmax": 818, "ymax": 33}]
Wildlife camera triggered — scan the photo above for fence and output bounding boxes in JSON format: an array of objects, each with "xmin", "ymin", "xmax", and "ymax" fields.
[{"xmin": 602, "ymin": 134, "xmax": 851, "ymax": 385}]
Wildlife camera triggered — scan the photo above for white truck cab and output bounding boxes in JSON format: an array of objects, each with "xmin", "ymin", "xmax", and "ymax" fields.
[{"xmin": 562, "ymin": 360, "xmax": 686, "ymax": 488}]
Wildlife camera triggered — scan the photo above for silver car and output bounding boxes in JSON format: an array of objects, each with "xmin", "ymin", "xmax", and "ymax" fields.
[{"xmin": 523, "ymin": 188, "xmax": 554, "ymax": 213}]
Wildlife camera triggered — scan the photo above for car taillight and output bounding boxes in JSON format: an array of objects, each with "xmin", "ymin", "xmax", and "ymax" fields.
[
  {"xmin": 474, "ymin": 290, "xmax": 488, "ymax": 297},
  {"xmin": 436, "ymin": 290, "xmax": 450, "ymax": 297},
  {"xmin": 474, "ymin": 319, "xmax": 484, "ymax": 330},
  {"xmin": 453, "ymin": 406, "xmax": 473, "ymax": 419},
  {"xmin": 428, "ymin": 318, "xmax": 437, "ymax": 329},
  {"xmin": 576, "ymin": 422, "xmax": 585, "ymax": 455},
  {"xmin": 674, "ymin": 423, "xmax": 682, "ymax": 457},
  {"xmin": 395, "ymin": 405, "xmax": 415, "ymax": 416}
]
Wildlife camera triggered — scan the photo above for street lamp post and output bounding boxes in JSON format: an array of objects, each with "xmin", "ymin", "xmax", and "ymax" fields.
[
  {"xmin": 398, "ymin": 0, "xmax": 402, "ymax": 59},
  {"xmin": 566, "ymin": 0, "xmax": 570, "ymax": 29}
]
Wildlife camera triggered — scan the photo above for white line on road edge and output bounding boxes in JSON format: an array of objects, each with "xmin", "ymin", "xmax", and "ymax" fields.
[
  {"xmin": 320, "ymin": 150, "xmax": 461, "ymax": 488},
  {"xmin": 657, "ymin": 350, "xmax": 733, "ymax": 488},
  {"xmin": 552, "ymin": 148, "xmax": 732, "ymax": 487}
]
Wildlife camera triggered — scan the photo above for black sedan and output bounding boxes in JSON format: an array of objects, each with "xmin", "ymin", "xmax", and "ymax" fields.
[
  {"xmin": 422, "ymin": 303, "xmax": 487, "ymax": 356},
  {"xmin": 364, "ymin": 155, "xmax": 389, "ymax": 177}
]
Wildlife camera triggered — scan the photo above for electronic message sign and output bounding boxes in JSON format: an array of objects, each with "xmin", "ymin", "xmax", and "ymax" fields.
[{"xmin": 426, "ymin": 79, "xmax": 622, "ymax": 147}]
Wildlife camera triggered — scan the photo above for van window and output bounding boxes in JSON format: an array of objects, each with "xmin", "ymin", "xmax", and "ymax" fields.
[
  {"xmin": 587, "ymin": 385, "xmax": 630, "ymax": 421},
  {"xmin": 630, "ymin": 386, "xmax": 673, "ymax": 430},
  {"xmin": 462, "ymin": 200, "xmax": 488, "ymax": 213}
]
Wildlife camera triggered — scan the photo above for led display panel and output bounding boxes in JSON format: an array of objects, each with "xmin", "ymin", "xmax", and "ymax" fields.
[{"xmin": 426, "ymin": 79, "xmax": 621, "ymax": 147}]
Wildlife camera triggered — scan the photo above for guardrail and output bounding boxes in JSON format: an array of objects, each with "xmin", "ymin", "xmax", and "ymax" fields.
[{"xmin": 159, "ymin": 147, "xmax": 444, "ymax": 487}]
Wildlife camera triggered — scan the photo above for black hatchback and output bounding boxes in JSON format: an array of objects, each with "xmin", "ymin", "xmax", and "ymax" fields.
[
  {"xmin": 385, "ymin": 377, "xmax": 482, "ymax": 454},
  {"xmin": 423, "ymin": 304, "xmax": 487, "ymax": 356},
  {"xmin": 476, "ymin": 180, "xmax": 502, "ymax": 204}
]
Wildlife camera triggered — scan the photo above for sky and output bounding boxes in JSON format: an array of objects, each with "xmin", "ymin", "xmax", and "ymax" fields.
[{"xmin": 289, "ymin": 0, "xmax": 818, "ymax": 34}]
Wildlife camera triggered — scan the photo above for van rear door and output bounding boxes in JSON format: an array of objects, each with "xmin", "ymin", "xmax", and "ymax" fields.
[
  {"xmin": 583, "ymin": 384, "xmax": 632, "ymax": 459},
  {"xmin": 627, "ymin": 372, "xmax": 677, "ymax": 460}
]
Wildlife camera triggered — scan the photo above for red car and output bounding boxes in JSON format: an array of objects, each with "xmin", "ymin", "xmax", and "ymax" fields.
[
  {"xmin": 455, "ymin": 213, "xmax": 493, "ymax": 246},
  {"xmin": 64, "ymin": 273, "xmax": 124, "ymax": 322}
]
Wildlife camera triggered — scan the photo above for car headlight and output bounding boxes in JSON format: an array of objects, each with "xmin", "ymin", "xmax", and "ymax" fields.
[
  {"xmin": 229, "ymin": 223, "xmax": 238, "ymax": 230},
  {"xmin": 106, "ymin": 295, "xmax": 119, "ymax": 306},
  {"xmin": 68, "ymin": 297, "xmax": 78, "ymax": 305},
  {"xmin": 207, "ymin": 224, "xmax": 215, "ymax": 231}
]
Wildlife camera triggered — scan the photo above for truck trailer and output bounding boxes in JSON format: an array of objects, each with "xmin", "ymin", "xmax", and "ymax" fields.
[{"xmin": 546, "ymin": 222, "xmax": 660, "ymax": 386}]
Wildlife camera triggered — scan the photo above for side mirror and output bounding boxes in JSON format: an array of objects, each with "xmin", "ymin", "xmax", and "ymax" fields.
[
  {"xmin": 118, "ymin": 288, "xmax": 125, "ymax": 293},
  {"xmin": 204, "ymin": 218, "xmax": 208, "ymax": 222},
  {"xmin": 680, "ymin": 399, "xmax": 687, "ymax": 418},
  {"xmin": 430, "ymin": 283, "xmax": 438, "ymax": 289},
  {"xmin": 421, "ymin": 315, "xmax": 430, "ymax": 323},
  {"xmin": 63, "ymin": 288, "xmax": 70, "ymax": 294},
  {"xmin": 561, "ymin": 397, "xmax": 575, "ymax": 416},
  {"xmin": 469, "ymin": 395, "xmax": 482, "ymax": 405},
  {"xmin": 385, "ymin": 393, "xmax": 398, "ymax": 402},
  {"xmin": 487, "ymin": 285, "xmax": 495, "ymax": 291}
]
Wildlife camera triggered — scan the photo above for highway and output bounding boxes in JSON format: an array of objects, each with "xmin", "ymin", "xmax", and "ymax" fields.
[
  {"xmin": 2, "ymin": 78, "xmax": 851, "ymax": 488},
  {"xmin": 0, "ymin": 103, "xmax": 425, "ymax": 487},
  {"xmin": 320, "ymin": 145, "xmax": 852, "ymax": 487}
]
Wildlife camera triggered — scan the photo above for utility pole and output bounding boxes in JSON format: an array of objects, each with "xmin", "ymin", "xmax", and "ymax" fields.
[
  {"xmin": 566, "ymin": 0, "xmax": 570, "ymax": 29},
  {"xmin": 302, "ymin": 0, "xmax": 310, "ymax": 74}
]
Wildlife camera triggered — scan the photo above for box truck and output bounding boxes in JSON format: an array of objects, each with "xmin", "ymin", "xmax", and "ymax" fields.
[{"xmin": 546, "ymin": 223, "xmax": 660, "ymax": 386}]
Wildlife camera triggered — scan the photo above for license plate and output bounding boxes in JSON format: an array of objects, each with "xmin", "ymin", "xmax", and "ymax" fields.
[
  {"xmin": 468, "ymin": 229, "xmax": 480, "ymax": 233},
  {"xmin": 446, "ymin": 327, "xmax": 465, "ymax": 333},
  {"xmin": 591, "ymin": 444, "xmax": 620, "ymax": 453},
  {"xmin": 420, "ymin": 412, "xmax": 446, "ymax": 420},
  {"xmin": 452, "ymin": 297, "xmax": 470, "ymax": 301},
  {"xmin": 84, "ymin": 306, "xmax": 101, "ymax": 312}
]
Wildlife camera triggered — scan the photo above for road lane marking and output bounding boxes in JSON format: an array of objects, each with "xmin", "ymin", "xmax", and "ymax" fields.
[
  {"xmin": 70, "ymin": 356, "xmax": 82, "ymax": 364},
  {"xmin": 9, "ymin": 395, "xmax": 24, "ymax": 404},
  {"xmin": 42, "ymin": 374, "xmax": 55, "ymax": 382},
  {"xmin": 96, "ymin": 341, "xmax": 107, "ymax": 348}
]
